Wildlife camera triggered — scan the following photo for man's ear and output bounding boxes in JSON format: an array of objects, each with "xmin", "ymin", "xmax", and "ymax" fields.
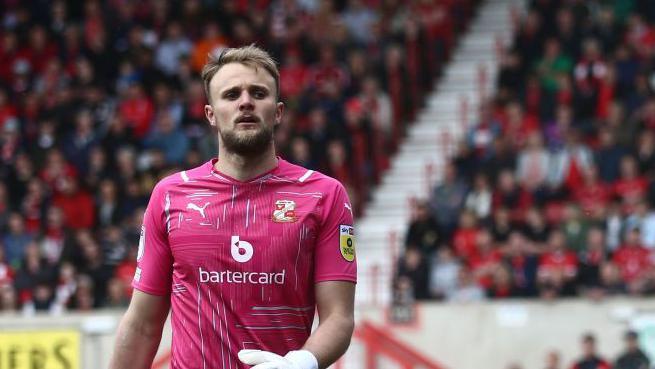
[
  {"xmin": 275, "ymin": 101, "xmax": 285, "ymax": 126},
  {"xmin": 205, "ymin": 105, "xmax": 216, "ymax": 127}
]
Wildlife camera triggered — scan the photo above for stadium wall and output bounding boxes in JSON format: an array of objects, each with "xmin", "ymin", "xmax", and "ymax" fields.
[
  {"xmin": 1, "ymin": 298, "xmax": 655, "ymax": 369},
  {"xmin": 356, "ymin": 298, "xmax": 655, "ymax": 369}
]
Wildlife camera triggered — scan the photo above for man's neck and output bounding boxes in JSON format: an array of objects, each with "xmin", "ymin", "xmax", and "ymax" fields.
[{"xmin": 214, "ymin": 147, "xmax": 278, "ymax": 182}]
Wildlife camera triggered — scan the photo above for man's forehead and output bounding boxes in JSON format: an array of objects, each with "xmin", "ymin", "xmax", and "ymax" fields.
[{"xmin": 210, "ymin": 62, "xmax": 275, "ymax": 92}]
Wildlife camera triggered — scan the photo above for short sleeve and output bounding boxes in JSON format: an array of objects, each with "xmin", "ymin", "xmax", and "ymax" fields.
[
  {"xmin": 132, "ymin": 182, "xmax": 174, "ymax": 295},
  {"xmin": 314, "ymin": 182, "xmax": 357, "ymax": 283}
]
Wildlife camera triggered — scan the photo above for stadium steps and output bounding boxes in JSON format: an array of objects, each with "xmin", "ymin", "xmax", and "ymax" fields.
[{"xmin": 353, "ymin": 0, "xmax": 526, "ymax": 308}]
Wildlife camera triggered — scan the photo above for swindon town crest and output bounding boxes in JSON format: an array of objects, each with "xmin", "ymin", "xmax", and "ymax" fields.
[{"xmin": 272, "ymin": 199, "xmax": 298, "ymax": 222}]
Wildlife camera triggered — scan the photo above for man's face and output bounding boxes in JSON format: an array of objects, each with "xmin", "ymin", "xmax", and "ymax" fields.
[{"xmin": 205, "ymin": 62, "xmax": 283, "ymax": 156}]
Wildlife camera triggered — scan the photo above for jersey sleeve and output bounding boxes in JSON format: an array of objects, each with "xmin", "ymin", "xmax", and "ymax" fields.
[
  {"xmin": 132, "ymin": 181, "xmax": 173, "ymax": 295},
  {"xmin": 314, "ymin": 181, "xmax": 357, "ymax": 283}
]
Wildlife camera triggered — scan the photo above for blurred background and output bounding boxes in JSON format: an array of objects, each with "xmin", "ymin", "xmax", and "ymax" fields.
[{"xmin": 1, "ymin": 0, "xmax": 655, "ymax": 369}]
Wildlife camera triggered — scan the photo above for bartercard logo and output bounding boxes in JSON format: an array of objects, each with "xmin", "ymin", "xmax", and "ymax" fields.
[
  {"xmin": 231, "ymin": 235, "xmax": 254, "ymax": 262},
  {"xmin": 198, "ymin": 267, "xmax": 286, "ymax": 285}
]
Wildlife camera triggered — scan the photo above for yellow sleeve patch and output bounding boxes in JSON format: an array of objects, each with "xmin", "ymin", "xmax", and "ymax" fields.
[{"xmin": 339, "ymin": 225, "xmax": 356, "ymax": 262}]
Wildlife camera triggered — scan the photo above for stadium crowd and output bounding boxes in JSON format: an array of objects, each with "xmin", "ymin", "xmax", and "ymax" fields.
[
  {"xmin": 395, "ymin": 0, "xmax": 655, "ymax": 304},
  {"xmin": 0, "ymin": 0, "xmax": 477, "ymax": 313}
]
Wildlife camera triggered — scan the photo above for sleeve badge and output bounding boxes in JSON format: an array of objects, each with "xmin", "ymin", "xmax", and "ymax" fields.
[{"xmin": 339, "ymin": 225, "xmax": 356, "ymax": 262}]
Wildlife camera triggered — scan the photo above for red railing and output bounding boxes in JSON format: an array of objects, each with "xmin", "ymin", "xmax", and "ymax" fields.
[{"xmin": 352, "ymin": 320, "xmax": 447, "ymax": 369}]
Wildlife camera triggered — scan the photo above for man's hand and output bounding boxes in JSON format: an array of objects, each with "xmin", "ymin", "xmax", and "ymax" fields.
[{"xmin": 238, "ymin": 349, "xmax": 319, "ymax": 369}]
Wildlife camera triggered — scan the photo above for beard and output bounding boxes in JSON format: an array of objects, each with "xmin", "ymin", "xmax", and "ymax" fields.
[{"xmin": 219, "ymin": 123, "xmax": 274, "ymax": 157}]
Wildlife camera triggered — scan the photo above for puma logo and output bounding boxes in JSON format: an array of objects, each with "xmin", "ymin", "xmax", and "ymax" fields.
[
  {"xmin": 187, "ymin": 202, "xmax": 210, "ymax": 218},
  {"xmin": 344, "ymin": 202, "xmax": 353, "ymax": 216}
]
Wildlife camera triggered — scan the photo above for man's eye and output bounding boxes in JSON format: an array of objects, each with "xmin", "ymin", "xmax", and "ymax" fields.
[
  {"xmin": 252, "ymin": 90, "xmax": 267, "ymax": 99},
  {"xmin": 224, "ymin": 92, "xmax": 239, "ymax": 99}
]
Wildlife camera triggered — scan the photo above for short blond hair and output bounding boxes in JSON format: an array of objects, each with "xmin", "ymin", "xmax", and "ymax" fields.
[{"xmin": 201, "ymin": 45, "xmax": 280, "ymax": 102}]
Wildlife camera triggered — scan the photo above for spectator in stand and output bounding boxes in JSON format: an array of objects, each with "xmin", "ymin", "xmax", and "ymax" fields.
[
  {"xmin": 624, "ymin": 201, "xmax": 655, "ymax": 249},
  {"xmin": 522, "ymin": 206, "xmax": 550, "ymax": 245},
  {"xmin": 613, "ymin": 156, "xmax": 648, "ymax": 215},
  {"xmin": 395, "ymin": 247, "xmax": 431, "ymax": 301},
  {"xmin": 573, "ymin": 164, "xmax": 611, "ymax": 219},
  {"xmin": 516, "ymin": 131, "xmax": 550, "ymax": 198},
  {"xmin": 612, "ymin": 228, "xmax": 651, "ymax": 294},
  {"xmin": 453, "ymin": 210, "xmax": 480, "ymax": 263},
  {"xmin": 544, "ymin": 104, "xmax": 573, "ymax": 151},
  {"xmin": 537, "ymin": 229, "xmax": 578, "ymax": 298},
  {"xmin": 598, "ymin": 263, "xmax": 626, "ymax": 297},
  {"xmin": 597, "ymin": 114, "xmax": 630, "ymax": 175},
  {"xmin": 118, "ymin": 82, "xmax": 154, "ymax": 140},
  {"xmin": 573, "ymin": 39, "xmax": 608, "ymax": 120},
  {"xmin": 155, "ymin": 21, "xmax": 192, "ymax": 77},
  {"xmin": 561, "ymin": 204, "xmax": 590, "ymax": 254},
  {"xmin": 62, "ymin": 109, "xmax": 99, "ymax": 175},
  {"xmin": 470, "ymin": 227, "xmax": 502, "ymax": 290},
  {"xmin": 501, "ymin": 102, "xmax": 539, "ymax": 151},
  {"xmin": 429, "ymin": 247, "xmax": 461, "ymax": 300},
  {"xmin": 466, "ymin": 100, "xmax": 501, "ymax": 159},
  {"xmin": 52, "ymin": 176, "xmax": 95, "ymax": 230},
  {"xmin": 614, "ymin": 330, "xmax": 650, "ymax": 369},
  {"xmin": 535, "ymin": 38, "xmax": 573, "ymax": 95},
  {"xmin": 430, "ymin": 161, "xmax": 468, "ymax": 240},
  {"xmin": 569, "ymin": 333, "xmax": 611, "ymax": 369},
  {"xmin": 490, "ymin": 206, "xmax": 516, "ymax": 244},
  {"xmin": 405, "ymin": 200, "xmax": 440, "ymax": 257},
  {"xmin": 143, "ymin": 110, "xmax": 189, "ymax": 165},
  {"xmin": 492, "ymin": 169, "xmax": 533, "ymax": 221},
  {"xmin": 447, "ymin": 266, "xmax": 486, "ymax": 303},
  {"xmin": 504, "ymin": 231, "xmax": 539, "ymax": 297},
  {"xmin": 464, "ymin": 172, "xmax": 493, "ymax": 221},
  {"xmin": 548, "ymin": 128, "xmax": 594, "ymax": 192},
  {"xmin": 2, "ymin": 213, "xmax": 33, "ymax": 268},
  {"xmin": 487, "ymin": 264, "xmax": 520, "ymax": 299},
  {"xmin": 633, "ymin": 129, "xmax": 655, "ymax": 177},
  {"xmin": 577, "ymin": 227, "xmax": 608, "ymax": 299}
]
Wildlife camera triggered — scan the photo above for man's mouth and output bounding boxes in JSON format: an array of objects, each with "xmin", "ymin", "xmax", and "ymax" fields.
[{"xmin": 235, "ymin": 115, "xmax": 260, "ymax": 124}]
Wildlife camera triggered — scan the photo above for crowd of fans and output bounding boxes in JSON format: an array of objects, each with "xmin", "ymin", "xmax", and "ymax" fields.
[
  {"xmin": 395, "ymin": 0, "xmax": 655, "ymax": 303},
  {"xmin": 0, "ymin": 0, "xmax": 478, "ymax": 313},
  {"xmin": 507, "ymin": 330, "xmax": 650, "ymax": 369}
]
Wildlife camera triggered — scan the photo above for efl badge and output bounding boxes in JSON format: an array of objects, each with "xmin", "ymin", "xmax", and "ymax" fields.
[
  {"xmin": 273, "ymin": 200, "xmax": 298, "ymax": 223},
  {"xmin": 339, "ymin": 225, "xmax": 356, "ymax": 262}
]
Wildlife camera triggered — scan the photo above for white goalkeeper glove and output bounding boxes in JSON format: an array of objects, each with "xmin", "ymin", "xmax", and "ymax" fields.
[{"xmin": 238, "ymin": 349, "xmax": 319, "ymax": 369}]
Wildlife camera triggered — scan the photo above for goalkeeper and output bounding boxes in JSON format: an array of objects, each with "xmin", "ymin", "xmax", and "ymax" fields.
[{"xmin": 109, "ymin": 45, "xmax": 357, "ymax": 369}]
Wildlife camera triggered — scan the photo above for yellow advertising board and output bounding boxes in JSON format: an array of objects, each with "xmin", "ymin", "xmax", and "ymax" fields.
[{"xmin": 0, "ymin": 330, "xmax": 80, "ymax": 369}]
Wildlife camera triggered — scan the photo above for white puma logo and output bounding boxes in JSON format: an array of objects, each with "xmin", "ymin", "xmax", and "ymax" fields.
[
  {"xmin": 187, "ymin": 202, "xmax": 210, "ymax": 218},
  {"xmin": 344, "ymin": 202, "xmax": 353, "ymax": 216}
]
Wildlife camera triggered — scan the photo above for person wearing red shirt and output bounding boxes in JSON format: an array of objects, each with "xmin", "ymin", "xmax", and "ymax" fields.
[
  {"xmin": 500, "ymin": 102, "xmax": 539, "ymax": 150},
  {"xmin": 573, "ymin": 165, "xmax": 611, "ymax": 217},
  {"xmin": 469, "ymin": 228, "xmax": 502, "ymax": 289},
  {"xmin": 613, "ymin": 156, "xmax": 648, "ymax": 214},
  {"xmin": 538, "ymin": 229, "xmax": 578, "ymax": 297},
  {"xmin": 52, "ymin": 176, "xmax": 95, "ymax": 230},
  {"xmin": 453, "ymin": 210, "xmax": 480, "ymax": 263},
  {"xmin": 279, "ymin": 51, "xmax": 309, "ymax": 102},
  {"xmin": 118, "ymin": 82, "xmax": 155, "ymax": 139},
  {"xmin": 612, "ymin": 228, "xmax": 651, "ymax": 290}
]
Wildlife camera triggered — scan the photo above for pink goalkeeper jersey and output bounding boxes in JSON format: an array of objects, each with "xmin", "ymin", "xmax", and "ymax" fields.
[{"xmin": 133, "ymin": 158, "xmax": 357, "ymax": 369}]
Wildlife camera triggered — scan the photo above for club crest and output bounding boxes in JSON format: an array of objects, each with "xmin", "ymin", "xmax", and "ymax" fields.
[{"xmin": 272, "ymin": 200, "xmax": 298, "ymax": 223}]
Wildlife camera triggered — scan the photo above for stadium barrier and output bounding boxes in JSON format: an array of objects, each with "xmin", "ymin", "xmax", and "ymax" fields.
[{"xmin": 2, "ymin": 299, "xmax": 654, "ymax": 369}]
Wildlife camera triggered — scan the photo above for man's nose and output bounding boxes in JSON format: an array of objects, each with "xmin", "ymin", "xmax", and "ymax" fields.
[{"xmin": 238, "ymin": 91, "xmax": 254, "ymax": 110}]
